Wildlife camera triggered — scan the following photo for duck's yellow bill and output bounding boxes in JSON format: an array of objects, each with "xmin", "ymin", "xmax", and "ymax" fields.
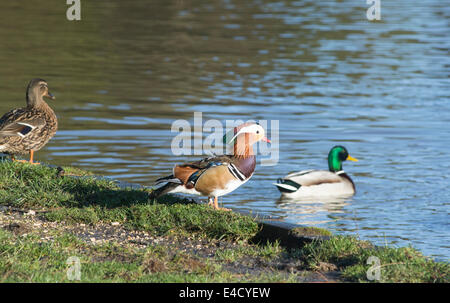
[{"xmin": 346, "ymin": 155, "xmax": 358, "ymax": 162}]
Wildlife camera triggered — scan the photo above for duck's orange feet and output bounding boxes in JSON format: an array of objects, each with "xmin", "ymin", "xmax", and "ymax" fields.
[
  {"xmin": 13, "ymin": 159, "xmax": 28, "ymax": 163},
  {"xmin": 213, "ymin": 197, "xmax": 232, "ymax": 212},
  {"xmin": 13, "ymin": 159, "xmax": 40, "ymax": 165},
  {"xmin": 12, "ymin": 150, "xmax": 40, "ymax": 165},
  {"xmin": 28, "ymin": 150, "xmax": 40, "ymax": 165}
]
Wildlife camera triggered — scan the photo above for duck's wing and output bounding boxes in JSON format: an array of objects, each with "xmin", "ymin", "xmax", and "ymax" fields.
[
  {"xmin": 151, "ymin": 155, "xmax": 236, "ymax": 199},
  {"xmin": 179, "ymin": 154, "xmax": 235, "ymax": 169},
  {"xmin": 285, "ymin": 170, "xmax": 342, "ymax": 186},
  {"xmin": 284, "ymin": 169, "xmax": 315, "ymax": 179},
  {"xmin": 0, "ymin": 116, "xmax": 45, "ymax": 138},
  {"xmin": 173, "ymin": 155, "xmax": 235, "ymax": 185},
  {"xmin": 274, "ymin": 170, "xmax": 342, "ymax": 193},
  {"xmin": 154, "ymin": 155, "xmax": 235, "ymax": 185}
]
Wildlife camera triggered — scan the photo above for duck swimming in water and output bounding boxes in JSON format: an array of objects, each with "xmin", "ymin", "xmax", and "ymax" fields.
[{"xmin": 274, "ymin": 146, "xmax": 358, "ymax": 197}]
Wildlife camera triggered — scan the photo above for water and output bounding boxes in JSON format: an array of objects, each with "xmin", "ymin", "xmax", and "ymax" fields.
[{"xmin": 0, "ymin": 0, "xmax": 448, "ymax": 260}]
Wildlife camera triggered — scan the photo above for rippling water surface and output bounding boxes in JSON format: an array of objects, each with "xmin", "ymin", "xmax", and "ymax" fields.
[{"xmin": 0, "ymin": 0, "xmax": 448, "ymax": 260}]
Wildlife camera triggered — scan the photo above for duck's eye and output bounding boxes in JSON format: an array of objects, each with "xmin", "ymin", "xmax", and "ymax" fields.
[{"xmin": 256, "ymin": 130, "xmax": 260, "ymax": 134}]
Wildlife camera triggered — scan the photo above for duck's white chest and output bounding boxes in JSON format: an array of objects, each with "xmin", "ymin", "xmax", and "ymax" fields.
[{"xmin": 210, "ymin": 175, "xmax": 251, "ymax": 197}]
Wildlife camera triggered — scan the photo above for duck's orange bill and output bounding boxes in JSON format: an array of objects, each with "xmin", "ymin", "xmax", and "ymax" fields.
[
  {"xmin": 346, "ymin": 155, "xmax": 358, "ymax": 162},
  {"xmin": 262, "ymin": 137, "xmax": 271, "ymax": 143}
]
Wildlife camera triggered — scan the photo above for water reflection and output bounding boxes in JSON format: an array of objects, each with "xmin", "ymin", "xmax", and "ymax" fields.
[{"xmin": 276, "ymin": 195, "xmax": 353, "ymax": 225}]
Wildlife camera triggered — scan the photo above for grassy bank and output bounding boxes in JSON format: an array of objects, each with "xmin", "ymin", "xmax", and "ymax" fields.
[{"xmin": 0, "ymin": 160, "xmax": 448, "ymax": 283}]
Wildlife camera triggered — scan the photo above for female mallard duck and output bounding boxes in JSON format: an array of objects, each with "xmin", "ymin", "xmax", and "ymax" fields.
[
  {"xmin": 274, "ymin": 146, "xmax": 358, "ymax": 197},
  {"xmin": 0, "ymin": 79, "xmax": 57, "ymax": 164},
  {"xmin": 149, "ymin": 122, "xmax": 270, "ymax": 211}
]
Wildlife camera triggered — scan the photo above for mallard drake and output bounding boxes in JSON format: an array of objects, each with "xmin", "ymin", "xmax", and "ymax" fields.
[
  {"xmin": 274, "ymin": 146, "xmax": 358, "ymax": 197},
  {"xmin": 149, "ymin": 122, "xmax": 270, "ymax": 211},
  {"xmin": 0, "ymin": 79, "xmax": 57, "ymax": 164}
]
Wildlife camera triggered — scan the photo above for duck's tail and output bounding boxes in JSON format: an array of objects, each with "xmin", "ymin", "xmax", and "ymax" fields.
[
  {"xmin": 273, "ymin": 178, "xmax": 301, "ymax": 193},
  {"xmin": 149, "ymin": 175, "xmax": 182, "ymax": 200}
]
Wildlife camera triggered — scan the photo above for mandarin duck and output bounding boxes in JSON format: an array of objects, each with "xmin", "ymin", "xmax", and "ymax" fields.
[
  {"xmin": 149, "ymin": 122, "xmax": 270, "ymax": 211},
  {"xmin": 274, "ymin": 146, "xmax": 358, "ymax": 197},
  {"xmin": 0, "ymin": 79, "xmax": 57, "ymax": 164}
]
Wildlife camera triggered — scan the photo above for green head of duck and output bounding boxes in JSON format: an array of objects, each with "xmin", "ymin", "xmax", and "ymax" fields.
[{"xmin": 327, "ymin": 146, "xmax": 358, "ymax": 172}]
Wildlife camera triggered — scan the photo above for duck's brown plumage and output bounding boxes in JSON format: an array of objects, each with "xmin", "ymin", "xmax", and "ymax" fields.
[
  {"xmin": 0, "ymin": 79, "xmax": 57, "ymax": 161},
  {"xmin": 150, "ymin": 123, "xmax": 269, "ymax": 210},
  {"xmin": 172, "ymin": 154, "xmax": 256, "ymax": 193}
]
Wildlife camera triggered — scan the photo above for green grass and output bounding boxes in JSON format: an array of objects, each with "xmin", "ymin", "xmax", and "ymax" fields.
[
  {"xmin": 292, "ymin": 235, "xmax": 449, "ymax": 283},
  {"xmin": 0, "ymin": 160, "xmax": 146, "ymax": 209},
  {"xmin": 215, "ymin": 240, "xmax": 282, "ymax": 263},
  {"xmin": 290, "ymin": 226, "xmax": 333, "ymax": 237},
  {"xmin": 0, "ymin": 228, "xmax": 296, "ymax": 283},
  {"xmin": 45, "ymin": 204, "xmax": 259, "ymax": 240},
  {"xmin": 0, "ymin": 160, "xmax": 259, "ymax": 240},
  {"xmin": 1, "ymin": 160, "xmax": 448, "ymax": 283}
]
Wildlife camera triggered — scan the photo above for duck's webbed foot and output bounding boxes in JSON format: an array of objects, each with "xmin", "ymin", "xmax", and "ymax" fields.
[{"xmin": 212, "ymin": 197, "xmax": 231, "ymax": 211}]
